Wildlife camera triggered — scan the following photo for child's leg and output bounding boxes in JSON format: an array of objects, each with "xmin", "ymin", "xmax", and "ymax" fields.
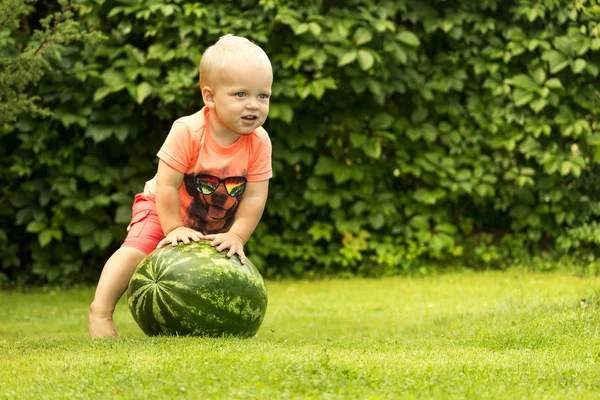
[
  {"xmin": 88, "ymin": 247, "xmax": 146, "ymax": 338},
  {"xmin": 88, "ymin": 193, "xmax": 164, "ymax": 338}
]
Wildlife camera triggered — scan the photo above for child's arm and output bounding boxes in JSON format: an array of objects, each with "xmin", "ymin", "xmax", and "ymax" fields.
[
  {"xmin": 204, "ymin": 180, "xmax": 269, "ymax": 264},
  {"xmin": 155, "ymin": 160, "xmax": 204, "ymax": 248}
]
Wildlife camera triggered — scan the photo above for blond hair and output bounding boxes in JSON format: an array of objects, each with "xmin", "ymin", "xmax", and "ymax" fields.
[{"xmin": 199, "ymin": 34, "xmax": 272, "ymax": 87}]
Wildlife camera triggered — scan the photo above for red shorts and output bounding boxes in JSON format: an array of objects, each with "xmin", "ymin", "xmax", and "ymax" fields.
[{"xmin": 121, "ymin": 193, "xmax": 165, "ymax": 254}]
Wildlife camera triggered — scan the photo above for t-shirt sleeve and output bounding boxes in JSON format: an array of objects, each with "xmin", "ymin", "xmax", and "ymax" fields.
[
  {"xmin": 247, "ymin": 132, "xmax": 273, "ymax": 182},
  {"xmin": 157, "ymin": 121, "xmax": 194, "ymax": 174}
]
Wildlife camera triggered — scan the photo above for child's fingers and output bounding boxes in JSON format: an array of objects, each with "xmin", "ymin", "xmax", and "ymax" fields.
[
  {"xmin": 191, "ymin": 233, "xmax": 202, "ymax": 241},
  {"xmin": 171, "ymin": 233, "xmax": 185, "ymax": 246},
  {"xmin": 189, "ymin": 230, "xmax": 205, "ymax": 241},
  {"xmin": 212, "ymin": 238, "xmax": 225, "ymax": 248},
  {"xmin": 225, "ymin": 247, "xmax": 246, "ymax": 264},
  {"xmin": 235, "ymin": 249, "xmax": 246, "ymax": 264}
]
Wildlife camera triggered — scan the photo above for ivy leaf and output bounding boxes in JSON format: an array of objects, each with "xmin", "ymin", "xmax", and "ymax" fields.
[
  {"xmin": 39, "ymin": 230, "xmax": 53, "ymax": 247},
  {"xmin": 367, "ymin": 79, "xmax": 382, "ymax": 97},
  {"xmin": 314, "ymin": 156, "xmax": 335, "ymax": 176},
  {"xmin": 435, "ymin": 223, "xmax": 457, "ymax": 235},
  {"xmin": 411, "ymin": 109, "xmax": 428, "ymax": 123},
  {"xmin": 545, "ymin": 78, "xmax": 563, "ymax": 90},
  {"xmin": 101, "ymin": 69, "xmax": 126, "ymax": 88},
  {"xmin": 93, "ymin": 87, "xmax": 113, "ymax": 102},
  {"xmin": 280, "ymin": 104, "xmax": 294, "ymax": 124},
  {"xmin": 328, "ymin": 194, "xmax": 341, "ymax": 209},
  {"xmin": 406, "ymin": 127, "xmax": 422, "ymax": 141},
  {"xmin": 54, "ymin": 109, "xmax": 87, "ymax": 128},
  {"xmin": 509, "ymin": 74, "xmax": 539, "ymax": 91},
  {"xmin": 85, "ymin": 124, "xmax": 113, "ymax": 143},
  {"xmin": 397, "ymin": 31, "xmax": 421, "ymax": 47},
  {"xmin": 586, "ymin": 62, "xmax": 599, "ymax": 77},
  {"xmin": 374, "ymin": 19, "xmax": 395, "ymax": 33},
  {"xmin": 391, "ymin": 43, "xmax": 407, "ymax": 64},
  {"xmin": 363, "ymin": 138, "xmax": 382, "ymax": 159},
  {"xmin": 529, "ymin": 97, "xmax": 547, "ymax": 113},
  {"xmin": 421, "ymin": 123, "xmax": 438, "ymax": 142},
  {"xmin": 541, "ymin": 50, "xmax": 569, "ymax": 73},
  {"xmin": 560, "ymin": 161, "xmax": 571, "ymax": 176},
  {"xmin": 293, "ymin": 23, "xmax": 309, "ymax": 36},
  {"xmin": 136, "ymin": 82, "xmax": 153, "ymax": 104},
  {"xmin": 65, "ymin": 219, "xmax": 97, "ymax": 236},
  {"xmin": 26, "ymin": 221, "xmax": 46, "ymax": 233},
  {"xmin": 455, "ymin": 169, "xmax": 471, "ymax": 181},
  {"xmin": 113, "ymin": 125, "xmax": 129, "ymax": 142},
  {"xmin": 309, "ymin": 81, "xmax": 326, "ymax": 99},
  {"xmin": 107, "ymin": 6, "xmax": 125, "ymax": 18},
  {"xmin": 413, "ymin": 189, "xmax": 437, "ymax": 205},
  {"xmin": 349, "ymin": 133, "xmax": 367, "ymax": 147},
  {"xmin": 571, "ymin": 58, "xmax": 586, "ymax": 74},
  {"xmin": 94, "ymin": 229, "xmax": 113, "ymax": 249},
  {"xmin": 357, "ymin": 50, "xmax": 374, "ymax": 70},
  {"xmin": 115, "ymin": 206, "xmax": 132, "ymax": 224},
  {"xmin": 554, "ymin": 106, "xmax": 574, "ymax": 125},
  {"xmin": 354, "ymin": 27, "xmax": 373, "ymax": 45},
  {"xmin": 554, "ymin": 36, "xmax": 574, "ymax": 57},
  {"xmin": 368, "ymin": 213, "xmax": 385, "ymax": 229},
  {"xmin": 307, "ymin": 222, "xmax": 333, "ymax": 241},
  {"xmin": 586, "ymin": 134, "xmax": 600, "ymax": 145},
  {"xmin": 438, "ymin": 232, "xmax": 455, "ymax": 248},
  {"xmin": 429, "ymin": 234, "xmax": 444, "ymax": 253},
  {"xmin": 531, "ymin": 67, "xmax": 546, "ymax": 85},
  {"xmin": 332, "ymin": 164, "xmax": 353, "ymax": 183},
  {"xmin": 510, "ymin": 205, "xmax": 531, "ymax": 219},
  {"xmin": 338, "ymin": 51, "xmax": 357, "ymax": 66},
  {"xmin": 370, "ymin": 113, "xmax": 394, "ymax": 130},
  {"xmin": 308, "ymin": 22, "xmax": 321, "ymax": 37},
  {"xmin": 513, "ymin": 89, "xmax": 534, "ymax": 106},
  {"xmin": 79, "ymin": 236, "xmax": 96, "ymax": 253},
  {"xmin": 519, "ymin": 137, "xmax": 541, "ymax": 155},
  {"xmin": 410, "ymin": 215, "xmax": 430, "ymax": 230}
]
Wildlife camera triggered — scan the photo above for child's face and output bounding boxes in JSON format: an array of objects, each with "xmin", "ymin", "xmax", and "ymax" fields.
[{"xmin": 207, "ymin": 61, "xmax": 273, "ymax": 136}]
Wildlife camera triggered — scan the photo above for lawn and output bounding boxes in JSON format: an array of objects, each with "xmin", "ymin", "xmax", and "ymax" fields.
[{"xmin": 2, "ymin": 270, "xmax": 600, "ymax": 399}]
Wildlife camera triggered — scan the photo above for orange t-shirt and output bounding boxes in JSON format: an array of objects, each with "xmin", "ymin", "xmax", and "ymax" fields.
[{"xmin": 144, "ymin": 107, "xmax": 272, "ymax": 234}]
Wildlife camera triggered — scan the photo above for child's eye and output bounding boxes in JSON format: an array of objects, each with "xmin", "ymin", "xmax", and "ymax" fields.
[
  {"xmin": 258, "ymin": 94, "xmax": 269, "ymax": 99},
  {"xmin": 235, "ymin": 92, "xmax": 246, "ymax": 97}
]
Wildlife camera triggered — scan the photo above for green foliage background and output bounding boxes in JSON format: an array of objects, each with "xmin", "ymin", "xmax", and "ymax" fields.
[{"xmin": 3, "ymin": 0, "xmax": 600, "ymax": 284}]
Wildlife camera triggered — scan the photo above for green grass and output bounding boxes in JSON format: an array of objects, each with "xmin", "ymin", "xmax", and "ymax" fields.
[{"xmin": 2, "ymin": 270, "xmax": 600, "ymax": 399}]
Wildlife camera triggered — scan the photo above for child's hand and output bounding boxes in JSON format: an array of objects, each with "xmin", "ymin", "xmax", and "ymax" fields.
[
  {"xmin": 203, "ymin": 232, "xmax": 246, "ymax": 264},
  {"xmin": 156, "ymin": 227, "xmax": 205, "ymax": 248}
]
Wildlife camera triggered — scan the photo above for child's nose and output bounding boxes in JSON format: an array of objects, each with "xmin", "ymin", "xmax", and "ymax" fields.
[{"xmin": 246, "ymin": 98, "xmax": 259, "ymax": 109}]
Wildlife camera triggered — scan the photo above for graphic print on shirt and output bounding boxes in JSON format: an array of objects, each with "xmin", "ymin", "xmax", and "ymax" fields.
[{"xmin": 183, "ymin": 170, "xmax": 247, "ymax": 234}]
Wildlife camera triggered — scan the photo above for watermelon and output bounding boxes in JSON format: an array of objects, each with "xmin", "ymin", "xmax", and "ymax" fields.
[{"xmin": 127, "ymin": 241, "xmax": 268, "ymax": 338}]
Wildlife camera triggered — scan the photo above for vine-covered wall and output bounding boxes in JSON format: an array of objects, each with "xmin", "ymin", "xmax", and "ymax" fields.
[{"xmin": 2, "ymin": 0, "xmax": 600, "ymax": 284}]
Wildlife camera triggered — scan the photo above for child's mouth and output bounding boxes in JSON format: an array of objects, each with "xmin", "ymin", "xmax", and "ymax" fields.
[{"xmin": 242, "ymin": 115, "xmax": 258, "ymax": 121}]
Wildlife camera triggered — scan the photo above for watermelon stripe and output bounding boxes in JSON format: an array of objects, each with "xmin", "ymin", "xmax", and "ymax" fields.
[{"xmin": 127, "ymin": 241, "xmax": 267, "ymax": 337}]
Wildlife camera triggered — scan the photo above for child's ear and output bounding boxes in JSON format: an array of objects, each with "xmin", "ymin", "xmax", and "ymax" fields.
[{"xmin": 201, "ymin": 86, "xmax": 215, "ymax": 109}]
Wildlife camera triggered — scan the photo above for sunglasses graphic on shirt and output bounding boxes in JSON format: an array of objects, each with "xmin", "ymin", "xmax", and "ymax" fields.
[{"xmin": 194, "ymin": 174, "xmax": 247, "ymax": 197}]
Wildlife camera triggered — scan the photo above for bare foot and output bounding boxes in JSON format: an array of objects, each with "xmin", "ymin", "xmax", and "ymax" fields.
[{"xmin": 88, "ymin": 303, "xmax": 119, "ymax": 338}]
